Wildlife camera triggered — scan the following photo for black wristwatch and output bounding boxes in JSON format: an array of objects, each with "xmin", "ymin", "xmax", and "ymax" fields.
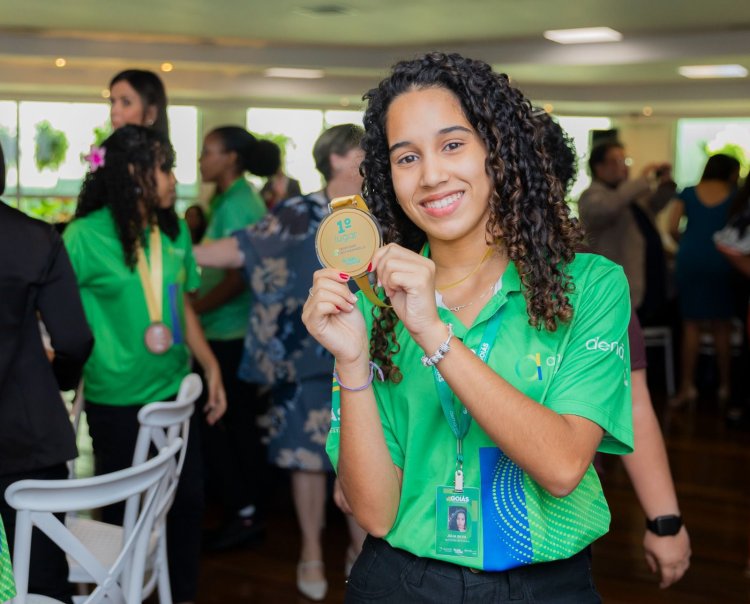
[{"xmin": 646, "ymin": 514, "xmax": 683, "ymax": 536}]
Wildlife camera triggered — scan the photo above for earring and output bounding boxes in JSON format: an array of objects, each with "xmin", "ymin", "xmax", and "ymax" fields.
[
  {"xmin": 146, "ymin": 120, "xmax": 154, "ymax": 127},
  {"xmin": 135, "ymin": 185, "xmax": 142, "ymax": 195}
]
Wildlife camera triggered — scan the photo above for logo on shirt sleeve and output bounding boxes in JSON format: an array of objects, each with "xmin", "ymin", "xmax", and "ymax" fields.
[
  {"xmin": 585, "ymin": 337, "xmax": 625, "ymax": 360},
  {"xmin": 585, "ymin": 337, "xmax": 629, "ymax": 386},
  {"xmin": 514, "ymin": 352, "xmax": 561, "ymax": 381}
]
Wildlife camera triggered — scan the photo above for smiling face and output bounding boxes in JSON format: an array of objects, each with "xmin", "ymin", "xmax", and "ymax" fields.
[
  {"xmin": 110, "ymin": 80, "xmax": 156, "ymax": 130},
  {"xmin": 386, "ymin": 86, "xmax": 493, "ymax": 248}
]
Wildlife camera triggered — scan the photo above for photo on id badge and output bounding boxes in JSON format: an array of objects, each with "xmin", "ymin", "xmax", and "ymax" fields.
[{"xmin": 436, "ymin": 486, "xmax": 479, "ymax": 558}]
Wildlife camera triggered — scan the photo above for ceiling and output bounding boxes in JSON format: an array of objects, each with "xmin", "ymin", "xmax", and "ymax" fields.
[{"xmin": 0, "ymin": 0, "xmax": 749, "ymax": 116}]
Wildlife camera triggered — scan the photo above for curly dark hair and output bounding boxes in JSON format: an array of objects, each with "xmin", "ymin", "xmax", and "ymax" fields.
[
  {"xmin": 360, "ymin": 52, "xmax": 583, "ymax": 381},
  {"xmin": 534, "ymin": 110, "xmax": 578, "ymax": 196},
  {"xmin": 75, "ymin": 125, "xmax": 179, "ymax": 269}
]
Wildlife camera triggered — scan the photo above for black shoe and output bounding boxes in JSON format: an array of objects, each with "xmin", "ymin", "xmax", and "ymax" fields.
[{"xmin": 203, "ymin": 515, "xmax": 266, "ymax": 552}]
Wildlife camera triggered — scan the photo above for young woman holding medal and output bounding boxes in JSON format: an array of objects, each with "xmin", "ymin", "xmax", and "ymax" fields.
[
  {"xmin": 64, "ymin": 125, "xmax": 226, "ymax": 604},
  {"xmin": 303, "ymin": 52, "xmax": 634, "ymax": 602}
]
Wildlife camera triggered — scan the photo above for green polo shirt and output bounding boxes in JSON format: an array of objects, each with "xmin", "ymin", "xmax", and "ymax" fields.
[
  {"xmin": 63, "ymin": 207, "xmax": 200, "ymax": 405},
  {"xmin": 327, "ymin": 252, "xmax": 633, "ymax": 571},
  {"xmin": 198, "ymin": 178, "xmax": 267, "ymax": 340},
  {"xmin": 0, "ymin": 516, "xmax": 14, "ymax": 602}
]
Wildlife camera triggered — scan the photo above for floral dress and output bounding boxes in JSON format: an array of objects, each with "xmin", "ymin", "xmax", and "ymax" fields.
[{"xmin": 234, "ymin": 191, "xmax": 335, "ymax": 471}]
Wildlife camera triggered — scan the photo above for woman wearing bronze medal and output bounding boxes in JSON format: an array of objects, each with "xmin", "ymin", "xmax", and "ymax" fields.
[
  {"xmin": 303, "ymin": 53, "xmax": 634, "ymax": 602},
  {"xmin": 64, "ymin": 125, "xmax": 226, "ymax": 604}
]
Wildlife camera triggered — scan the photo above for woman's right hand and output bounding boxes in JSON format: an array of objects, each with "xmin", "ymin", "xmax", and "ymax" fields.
[{"xmin": 302, "ymin": 268, "xmax": 368, "ymax": 366}]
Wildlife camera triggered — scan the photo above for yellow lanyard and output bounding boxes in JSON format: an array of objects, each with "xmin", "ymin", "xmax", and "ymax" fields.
[{"xmin": 136, "ymin": 226, "xmax": 163, "ymax": 323}]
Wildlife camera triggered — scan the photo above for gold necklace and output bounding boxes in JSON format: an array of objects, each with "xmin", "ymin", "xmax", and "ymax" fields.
[
  {"xmin": 436, "ymin": 247, "xmax": 495, "ymax": 292},
  {"xmin": 443, "ymin": 282, "xmax": 495, "ymax": 313}
]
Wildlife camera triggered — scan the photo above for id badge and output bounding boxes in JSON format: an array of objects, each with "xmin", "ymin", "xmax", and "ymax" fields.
[{"xmin": 435, "ymin": 486, "xmax": 480, "ymax": 558}]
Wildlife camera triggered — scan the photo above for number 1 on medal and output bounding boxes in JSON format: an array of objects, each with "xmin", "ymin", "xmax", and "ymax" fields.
[{"xmin": 336, "ymin": 218, "xmax": 353, "ymax": 234}]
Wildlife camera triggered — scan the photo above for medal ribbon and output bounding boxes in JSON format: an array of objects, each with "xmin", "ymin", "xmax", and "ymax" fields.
[
  {"xmin": 136, "ymin": 226, "xmax": 164, "ymax": 323},
  {"xmin": 432, "ymin": 309, "xmax": 504, "ymax": 492}
]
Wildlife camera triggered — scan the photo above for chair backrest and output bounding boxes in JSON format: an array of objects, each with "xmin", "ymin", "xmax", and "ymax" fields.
[
  {"xmin": 5, "ymin": 439, "xmax": 182, "ymax": 604},
  {"xmin": 123, "ymin": 373, "xmax": 201, "ymax": 538}
]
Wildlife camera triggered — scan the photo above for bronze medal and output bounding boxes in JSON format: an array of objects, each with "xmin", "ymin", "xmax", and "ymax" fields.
[{"xmin": 144, "ymin": 322, "xmax": 173, "ymax": 355}]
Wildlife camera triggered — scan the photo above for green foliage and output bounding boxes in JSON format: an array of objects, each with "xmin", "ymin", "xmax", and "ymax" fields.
[
  {"xmin": 23, "ymin": 197, "xmax": 76, "ymax": 223},
  {"xmin": 92, "ymin": 123, "xmax": 112, "ymax": 147},
  {"xmin": 702, "ymin": 142, "xmax": 749, "ymax": 176},
  {"xmin": 0, "ymin": 125, "xmax": 16, "ymax": 166},
  {"xmin": 34, "ymin": 121, "xmax": 69, "ymax": 171},
  {"xmin": 250, "ymin": 130, "xmax": 292, "ymax": 166}
]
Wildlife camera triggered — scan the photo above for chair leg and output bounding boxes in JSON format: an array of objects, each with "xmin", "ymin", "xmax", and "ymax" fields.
[
  {"xmin": 12, "ymin": 511, "xmax": 33, "ymax": 603},
  {"xmin": 157, "ymin": 537, "xmax": 173, "ymax": 604}
]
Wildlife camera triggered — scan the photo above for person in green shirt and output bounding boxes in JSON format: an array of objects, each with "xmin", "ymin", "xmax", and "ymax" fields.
[
  {"xmin": 194, "ymin": 127, "xmax": 279, "ymax": 550},
  {"xmin": 0, "ymin": 516, "xmax": 14, "ymax": 604},
  {"xmin": 303, "ymin": 52, "xmax": 633, "ymax": 602},
  {"xmin": 64, "ymin": 125, "xmax": 226, "ymax": 604}
]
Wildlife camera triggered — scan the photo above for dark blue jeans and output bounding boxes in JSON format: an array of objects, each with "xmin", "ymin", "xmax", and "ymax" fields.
[{"xmin": 345, "ymin": 536, "xmax": 601, "ymax": 603}]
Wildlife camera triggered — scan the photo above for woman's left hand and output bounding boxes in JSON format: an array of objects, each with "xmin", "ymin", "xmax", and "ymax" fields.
[
  {"xmin": 203, "ymin": 364, "xmax": 227, "ymax": 425},
  {"xmin": 643, "ymin": 526, "xmax": 691, "ymax": 588},
  {"xmin": 371, "ymin": 243, "xmax": 442, "ymax": 343}
]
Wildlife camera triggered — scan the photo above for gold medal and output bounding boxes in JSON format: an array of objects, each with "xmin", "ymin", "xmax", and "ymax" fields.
[{"xmin": 315, "ymin": 195, "xmax": 389, "ymax": 307}]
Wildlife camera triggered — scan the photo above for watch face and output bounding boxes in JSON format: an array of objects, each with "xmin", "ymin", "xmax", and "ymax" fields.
[
  {"xmin": 315, "ymin": 207, "xmax": 383, "ymax": 277},
  {"xmin": 649, "ymin": 515, "xmax": 682, "ymax": 536}
]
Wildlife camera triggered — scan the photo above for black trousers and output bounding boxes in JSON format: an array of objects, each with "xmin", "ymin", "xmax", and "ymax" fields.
[
  {"xmin": 345, "ymin": 536, "xmax": 601, "ymax": 603},
  {"xmin": 196, "ymin": 338, "xmax": 269, "ymax": 519},
  {"xmin": 0, "ymin": 464, "xmax": 73, "ymax": 604},
  {"xmin": 85, "ymin": 398, "xmax": 204, "ymax": 602}
]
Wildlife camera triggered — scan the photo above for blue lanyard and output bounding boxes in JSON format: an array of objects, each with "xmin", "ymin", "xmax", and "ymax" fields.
[{"xmin": 432, "ymin": 310, "xmax": 503, "ymax": 491}]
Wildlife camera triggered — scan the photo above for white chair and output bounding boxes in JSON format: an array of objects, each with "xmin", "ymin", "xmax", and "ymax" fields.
[
  {"xmin": 66, "ymin": 374, "xmax": 201, "ymax": 604},
  {"xmin": 66, "ymin": 381, "xmax": 85, "ymax": 480},
  {"xmin": 642, "ymin": 325, "xmax": 675, "ymax": 397},
  {"xmin": 6, "ymin": 439, "xmax": 182, "ymax": 604}
]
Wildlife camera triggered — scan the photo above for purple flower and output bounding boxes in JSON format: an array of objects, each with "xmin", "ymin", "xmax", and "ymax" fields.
[{"xmin": 83, "ymin": 145, "xmax": 106, "ymax": 172}]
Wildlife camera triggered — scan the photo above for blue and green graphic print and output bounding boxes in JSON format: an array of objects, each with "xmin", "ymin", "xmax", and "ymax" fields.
[{"xmin": 480, "ymin": 447, "xmax": 610, "ymax": 570}]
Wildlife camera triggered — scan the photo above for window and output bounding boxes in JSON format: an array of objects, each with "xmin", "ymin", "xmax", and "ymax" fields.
[
  {"xmin": 0, "ymin": 101, "xmax": 18, "ymax": 205},
  {"xmin": 247, "ymin": 108, "xmax": 324, "ymax": 193},
  {"xmin": 556, "ymin": 116, "xmax": 612, "ymax": 203},
  {"xmin": 168, "ymin": 105, "xmax": 200, "ymax": 214},
  {"xmin": 0, "ymin": 100, "xmax": 199, "ymax": 222},
  {"xmin": 324, "ymin": 109, "xmax": 364, "ymax": 129},
  {"xmin": 675, "ymin": 118, "xmax": 750, "ymax": 187}
]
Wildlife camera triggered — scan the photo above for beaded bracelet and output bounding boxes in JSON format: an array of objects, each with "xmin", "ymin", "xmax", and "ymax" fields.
[
  {"xmin": 333, "ymin": 361, "xmax": 385, "ymax": 392},
  {"xmin": 421, "ymin": 323, "xmax": 454, "ymax": 367}
]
